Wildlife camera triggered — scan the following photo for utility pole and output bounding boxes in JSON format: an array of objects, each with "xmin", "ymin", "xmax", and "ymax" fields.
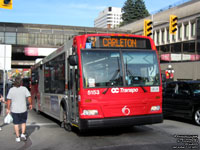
[{"xmin": 2, "ymin": 45, "xmax": 6, "ymax": 116}]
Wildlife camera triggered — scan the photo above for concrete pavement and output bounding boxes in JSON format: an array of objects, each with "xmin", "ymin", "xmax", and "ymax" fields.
[
  {"xmin": 0, "ymin": 110, "xmax": 44, "ymax": 150},
  {"xmin": 1, "ymin": 110, "xmax": 200, "ymax": 150}
]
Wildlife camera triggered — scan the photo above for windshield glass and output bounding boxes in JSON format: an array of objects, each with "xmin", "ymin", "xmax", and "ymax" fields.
[
  {"xmin": 82, "ymin": 50, "xmax": 123, "ymax": 88},
  {"xmin": 189, "ymin": 83, "xmax": 200, "ymax": 94},
  {"xmin": 81, "ymin": 50, "xmax": 160, "ymax": 88},
  {"xmin": 123, "ymin": 51, "xmax": 160, "ymax": 86}
]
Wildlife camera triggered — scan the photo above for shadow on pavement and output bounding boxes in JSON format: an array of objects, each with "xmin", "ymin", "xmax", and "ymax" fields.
[{"xmin": 17, "ymin": 122, "xmax": 40, "ymax": 150}]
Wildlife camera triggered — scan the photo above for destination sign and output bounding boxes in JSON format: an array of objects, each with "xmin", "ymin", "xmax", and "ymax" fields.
[{"xmin": 85, "ymin": 36, "xmax": 151, "ymax": 49}]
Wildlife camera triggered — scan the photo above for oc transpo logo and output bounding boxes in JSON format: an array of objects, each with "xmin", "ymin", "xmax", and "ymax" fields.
[
  {"xmin": 122, "ymin": 106, "xmax": 130, "ymax": 116},
  {"xmin": 111, "ymin": 88, "xmax": 119, "ymax": 93}
]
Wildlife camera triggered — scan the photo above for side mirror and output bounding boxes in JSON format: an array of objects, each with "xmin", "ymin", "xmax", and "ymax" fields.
[{"xmin": 68, "ymin": 55, "xmax": 78, "ymax": 66}]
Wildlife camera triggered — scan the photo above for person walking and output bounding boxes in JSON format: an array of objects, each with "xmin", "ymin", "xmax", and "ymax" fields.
[
  {"xmin": 6, "ymin": 76, "xmax": 32, "ymax": 142},
  {"xmin": 0, "ymin": 95, "xmax": 5, "ymax": 131}
]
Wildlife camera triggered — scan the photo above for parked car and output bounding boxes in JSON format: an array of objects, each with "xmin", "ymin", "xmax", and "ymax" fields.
[{"xmin": 163, "ymin": 81, "xmax": 200, "ymax": 126}]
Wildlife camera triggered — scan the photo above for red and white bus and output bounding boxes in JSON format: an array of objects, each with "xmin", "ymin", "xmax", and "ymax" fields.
[{"xmin": 31, "ymin": 33, "xmax": 163, "ymax": 131}]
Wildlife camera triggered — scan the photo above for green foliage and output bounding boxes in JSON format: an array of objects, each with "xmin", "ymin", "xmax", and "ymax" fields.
[{"xmin": 121, "ymin": 0, "xmax": 150, "ymax": 26}]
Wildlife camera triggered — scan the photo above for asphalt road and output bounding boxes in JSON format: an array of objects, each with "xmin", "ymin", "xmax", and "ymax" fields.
[{"xmin": 0, "ymin": 110, "xmax": 199, "ymax": 150}]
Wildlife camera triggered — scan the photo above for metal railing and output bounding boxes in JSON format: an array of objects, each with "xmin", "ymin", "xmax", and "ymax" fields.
[{"xmin": 151, "ymin": 0, "xmax": 192, "ymax": 15}]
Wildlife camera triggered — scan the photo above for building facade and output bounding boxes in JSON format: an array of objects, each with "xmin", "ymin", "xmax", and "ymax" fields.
[
  {"xmin": 0, "ymin": 22, "xmax": 127, "ymax": 68},
  {"xmin": 94, "ymin": 7, "xmax": 122, "ymax": 29},
  {"xmin": 120, "ymin": 0, "xmax": 200, "ymax": 80}
]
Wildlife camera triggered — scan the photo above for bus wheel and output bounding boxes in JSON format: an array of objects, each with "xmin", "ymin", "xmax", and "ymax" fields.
[
  {"xmin": 62, "ymin": 110, "xmax": 72, "ymax": 131},
  {"xmin": 194, "ymin": 108, "xmax": 200, "ymax": 126}
]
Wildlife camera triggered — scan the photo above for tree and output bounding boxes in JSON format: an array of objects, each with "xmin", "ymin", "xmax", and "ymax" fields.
[{"xmin": 121, "ymin": 0, "xmax": 150, "ymax": 26}]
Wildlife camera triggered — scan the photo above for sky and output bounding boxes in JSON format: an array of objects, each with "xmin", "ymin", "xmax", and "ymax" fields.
[{"xmin": 0, "ymin": 0, "xmax": 187, "ymax": 27}]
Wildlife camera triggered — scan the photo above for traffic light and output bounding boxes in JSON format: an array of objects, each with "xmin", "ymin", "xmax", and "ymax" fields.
[
  {"xmin": 0, "ymin": 0, "xmax": 12, "ymax": 9},
  {"xmin": 169, "ymin": 15, "xmax": 178, "ymax": 34},
  {"xmin": 144, "ymin": 19, "xmax": 153, "ymax": 37}
]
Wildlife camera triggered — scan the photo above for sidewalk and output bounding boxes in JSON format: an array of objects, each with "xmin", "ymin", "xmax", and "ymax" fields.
[
  {"xmin": 0, "ymin": 111, "xmax": 39, "ymax": 150},
  {"xmin": 0, "ymin": 116, "xmax": 28, "ymax": 150}
]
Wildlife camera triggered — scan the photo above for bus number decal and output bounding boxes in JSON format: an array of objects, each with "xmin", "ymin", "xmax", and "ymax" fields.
[{"xmin": 87, "ymin": 90, "xmax": 100, "ymax": 95}]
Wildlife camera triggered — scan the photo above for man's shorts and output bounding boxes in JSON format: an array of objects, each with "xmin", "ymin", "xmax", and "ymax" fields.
[{"xmin": 11, "ymin": 111, "xmax": 28, "ymax": 125}]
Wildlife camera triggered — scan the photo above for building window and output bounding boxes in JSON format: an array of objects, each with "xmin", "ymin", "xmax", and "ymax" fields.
[
  {"xmin": 161, "ymin": 30, "xmax": 165, "ymax": 43},
  {"xmin": 178, "ymin": 26, "xmax": 182, "ymax": 40},
  {"xmin": 189, "ymin": 41, "xmax": 195, "ymax": 53},
  {"xmin": 197, "ymin": 40, "xmax": 200, "ymax": 54},
  {"xmin": 167, "ymin": 29, "xmax": 170, "ymax": 42},
  {"xmin": 17, "ymin": 33, "xmax": 28, "ymax": 45},
  {"xmin": 5, "ymin": 32, "xmax": 16, "ymax": 44},
  {"xmin": 157, "ymin": 31, "xmax": 160, "ymax": 44},
  {"xmin": 160, "ymin": 45, "xmax": 170, "ymax": 53},
  {"xmin": 171, "ymin": 43, "xmax": 181, "ymax": 53},
  {"xmin": 184, "ymin": 24, "xmax": 189, "ymax": 38},
  {"xmin": 191, "ymin": 22, "xmax": 196, "ymax": 37},
  {"xmin": 29, "ymin": 33, "xmax": 37, "ymax": 45},
  {"xmin": 0, "ymin": 32, "xmax": 4, "ymax": 43},
  {"xmin": 55, "ymin": 34, "xmax": 64, "ymax": 46},
  {"xmin": 172, "ymin": 34, "xmax": 176, "ymax": 42},
  {"xmin": 183, "ymin": 41, "xmax": 195, "ymax": 53},
  {"xmin": 183, "ymin": 42, "xmax": 189, "ymax": 53}
]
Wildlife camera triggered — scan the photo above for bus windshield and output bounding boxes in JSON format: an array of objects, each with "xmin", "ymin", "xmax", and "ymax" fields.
[{"xmin": 81, "ymin": 50, "xmax": 160, "ymax": 88}]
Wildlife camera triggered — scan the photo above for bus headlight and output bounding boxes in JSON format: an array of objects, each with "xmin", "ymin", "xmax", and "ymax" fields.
[
  {"xmin": 151, "ymin": 106, "xmax": 160, "ymax": 111},
  {"xmin": 82, "ymin": 110, "xmax": 98, "ymax": 116}
]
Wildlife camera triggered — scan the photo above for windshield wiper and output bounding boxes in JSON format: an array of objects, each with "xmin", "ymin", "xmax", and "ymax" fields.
[
  {"xmin": 102, "ymin": 57, "xmax": 120, "ymax": 95},
  {"xmin": 125, "ymin": 58, "xmax": 134, "ymax": 78},
  {"xmin": 140, "ymin": 85, "xmax": 147, "ymax": 93}
]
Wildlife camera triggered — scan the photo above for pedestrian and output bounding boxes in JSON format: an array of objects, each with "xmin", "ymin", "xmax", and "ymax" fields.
[
  {"xmin": 0, "ymin": 94, "xmax": 5, "ymax": 131},
  {"xmin": 6, "ymin": 76, "xmax": 32, "ymax": 142}
]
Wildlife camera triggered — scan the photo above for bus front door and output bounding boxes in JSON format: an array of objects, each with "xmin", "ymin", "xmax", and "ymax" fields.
[{"xmin": 68, "ymin": 66, "xmax": 79, "ymax": 125}]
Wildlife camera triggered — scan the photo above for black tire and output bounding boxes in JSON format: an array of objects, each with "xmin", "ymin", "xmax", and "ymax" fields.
[
  {"xmin": 62, "ymin": 110, "xmax": 72, "ymax": 131},
  {"xmin": 61, "ymin": 100, "xmax": 72, "ymax": 132},
  {"xmin": 193, "ymin": 108, "xmax": 200, "ymax": 126}
]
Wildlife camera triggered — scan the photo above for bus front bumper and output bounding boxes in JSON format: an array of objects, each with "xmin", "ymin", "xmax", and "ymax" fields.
[{"xmin": 79, "ymin": 114, "xmax": 163, "ymax": 130}]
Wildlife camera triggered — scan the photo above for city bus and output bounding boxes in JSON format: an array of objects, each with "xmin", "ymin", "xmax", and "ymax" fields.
[{"xmin": 31, "ymin": 33, "xmax": 163, "ymax": 131}]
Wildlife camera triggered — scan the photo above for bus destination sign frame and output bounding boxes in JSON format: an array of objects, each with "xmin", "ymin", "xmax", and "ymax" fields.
[{"xmin": 85, "ymin": 36, "xmax": 151, "ymax": 49}]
